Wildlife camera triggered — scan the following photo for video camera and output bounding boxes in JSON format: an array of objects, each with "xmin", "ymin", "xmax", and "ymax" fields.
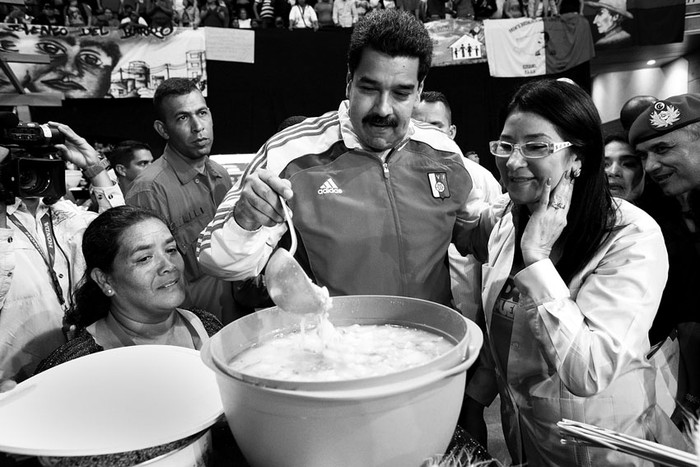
[{"xmin": 0, "ymin": 112, "xmax": 66, "ymax": 204}]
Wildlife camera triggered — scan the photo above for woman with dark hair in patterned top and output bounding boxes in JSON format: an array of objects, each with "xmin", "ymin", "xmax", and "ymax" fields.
[{"xmin": 36, "ymin": 205, "xmax": 221, "ymax": 373}]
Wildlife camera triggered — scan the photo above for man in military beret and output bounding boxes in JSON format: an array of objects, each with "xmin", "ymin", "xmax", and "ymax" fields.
[
  {"xmin": 630, "ymin": 94, "xmax": 700, "ymax": 197},
  {"xmin": 629, "ymin": 93, "xmax": 700, "ymax": 430}
]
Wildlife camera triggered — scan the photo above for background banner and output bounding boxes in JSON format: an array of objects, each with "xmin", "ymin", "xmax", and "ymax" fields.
[
  {"xmin": 484, "ymin": 13, "xmax": 594, "ymax": 77},
  {"xmin": 583, "ymin": 0, "xmax": 686, "ymax": 49},
  {"xmin": 484, "ymin": 17, "xmax": 545, "ymax": 77},
  {"xmin": 425, "ymin": 18, "xmax": 488, "ymax": 67},
  {"xmin": 0, "ymin": 24, "xmax": 206, "ymax": 99}
]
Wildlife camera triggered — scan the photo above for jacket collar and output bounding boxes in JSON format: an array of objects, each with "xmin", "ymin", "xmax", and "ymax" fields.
[{"xmin": 6, "ymin": 198, "xmax": 49, "ymax": 218}]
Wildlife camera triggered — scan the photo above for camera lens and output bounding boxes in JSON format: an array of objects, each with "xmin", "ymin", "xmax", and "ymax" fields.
[
  {"xmin": 19, "ymin": 169, "xmax": 51, "ymax": 196},
  {"xmin": 12, "ymin": 155, "xmax": 66, "ymax": 199}
]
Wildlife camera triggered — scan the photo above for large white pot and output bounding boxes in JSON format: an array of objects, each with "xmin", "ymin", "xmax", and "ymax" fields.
[{"xmin": 201, "ymin": 295, "xmax": 483, "ymax": 467}]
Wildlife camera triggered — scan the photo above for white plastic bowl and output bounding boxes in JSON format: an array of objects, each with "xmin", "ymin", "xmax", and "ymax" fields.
[
  {"xmin": 201, "ymin": 295, "xmax": 483, "ymax": 467},
  {"xmin": 38, "ymin": 429, "xmax": 212, "ymax": 467}
]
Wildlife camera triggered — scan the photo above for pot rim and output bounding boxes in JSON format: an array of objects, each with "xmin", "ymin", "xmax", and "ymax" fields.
[
  {"xmin": 210, "ymin": 351, "xmax": 475, "ymax": 401},
  {"xmin": 202, "ymin": 295, "xmax": 482, "ymax": 393}
]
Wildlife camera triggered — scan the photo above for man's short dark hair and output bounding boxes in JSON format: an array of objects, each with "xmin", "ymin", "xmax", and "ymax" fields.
[
  {"xmin": 347, "ymin": 9, "xmax": 433, "ymax": 83},
  {"xmin": 153, "ymin": 78, "xmax": 202, "ymax": 121},
  {"xmin": 106, "ymin": 140, "xmax": 152, "ymax": 168},
  {"xmin": 420, "ymin": 90, "xmax": 452, "ymax": 120}
]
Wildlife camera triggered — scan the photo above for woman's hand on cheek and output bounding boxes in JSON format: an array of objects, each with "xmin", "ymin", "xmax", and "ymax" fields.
[{"xmin": 521, "ymin": 171, "xmax": 575, "ymax": 266}]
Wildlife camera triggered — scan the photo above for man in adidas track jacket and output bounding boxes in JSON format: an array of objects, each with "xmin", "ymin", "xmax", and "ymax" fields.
[{"xmin": 197, "ymin": 9, "xmax": 491, "ymax": 308}]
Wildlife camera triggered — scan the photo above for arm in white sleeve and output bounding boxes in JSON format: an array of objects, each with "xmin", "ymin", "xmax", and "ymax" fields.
[
  {"xmin": 453, "ymin": 193, "xmax": 510, "ymax": 263},
  {"xmin": 197, "ymin": 185, "xmax": 286, "ymax": 281},
  {"xmin": 462, "ymin": 156, "xmax": 503, "ymax": 205},
  {"xmin": 514, "ymin": 214, "xmax": 668, "ymax": 397},
  {"xmin": 0, "ymin": 228, "xmax": 15, "ymax": 310},
  {"xmin": 90, "ymin": 183, "xmax": 125, "ymax": 212}
]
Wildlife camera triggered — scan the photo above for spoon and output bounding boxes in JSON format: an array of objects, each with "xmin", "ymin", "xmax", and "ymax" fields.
[{"xmin": 265, "ymin": 196, "xmax": 331, "ymax": 315}]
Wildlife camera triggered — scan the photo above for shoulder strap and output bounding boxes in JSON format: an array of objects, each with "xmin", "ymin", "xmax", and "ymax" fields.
[{"xmin": 34, "ymin": 329, "xmax": 103, "ymax": 375}]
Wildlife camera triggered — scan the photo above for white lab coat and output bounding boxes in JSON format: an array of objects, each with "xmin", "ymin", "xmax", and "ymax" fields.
[{"xmin": 467, "ymin": 198, "xmax": 684, "ymax": 466}]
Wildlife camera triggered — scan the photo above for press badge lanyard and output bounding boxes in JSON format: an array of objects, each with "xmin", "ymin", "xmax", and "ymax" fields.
[{"xmin": 8, "ymin": 209, "xmax": 66, "ymax": 307}]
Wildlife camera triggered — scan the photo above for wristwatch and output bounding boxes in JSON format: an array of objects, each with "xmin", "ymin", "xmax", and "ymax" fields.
[{"xmin": 82, "ymin": 158, "xmax": 110, "ymax": 179}]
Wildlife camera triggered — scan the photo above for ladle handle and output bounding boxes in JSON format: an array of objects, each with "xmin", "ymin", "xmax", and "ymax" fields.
[{"xmin": 280, "ymin": 196, "xmax": 297, "ymax": 256}]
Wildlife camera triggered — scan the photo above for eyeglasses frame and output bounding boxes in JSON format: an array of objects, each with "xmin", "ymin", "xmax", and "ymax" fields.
[{"xmin": 489, "ymin": 141, "xmax": 573, "ymax": 160}]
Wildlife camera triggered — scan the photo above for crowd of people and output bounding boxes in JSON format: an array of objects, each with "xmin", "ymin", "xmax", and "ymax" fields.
[
  {"xmin": 0, "ymin": 0, "xmax": 587, "ymax": 31},
  {"xmin": 0, "ymin": 6, "xmax": 698, "ymax": 467}
]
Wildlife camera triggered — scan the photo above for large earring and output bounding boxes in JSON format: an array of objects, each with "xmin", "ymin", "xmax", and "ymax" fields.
[{"xmin": 571, "ymin": 168, "xmax": 581, "ymax": 179}]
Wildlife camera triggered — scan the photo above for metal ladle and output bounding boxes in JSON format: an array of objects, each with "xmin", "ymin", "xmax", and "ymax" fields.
[{"xmin": 265, "ymin": 196, "xmax": 331, "ymax": 315}]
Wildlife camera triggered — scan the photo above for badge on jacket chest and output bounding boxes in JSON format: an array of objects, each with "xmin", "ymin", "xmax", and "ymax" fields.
[{"xmin": 428, "ymin": 172, "xmax": 450, "ymax": 199}]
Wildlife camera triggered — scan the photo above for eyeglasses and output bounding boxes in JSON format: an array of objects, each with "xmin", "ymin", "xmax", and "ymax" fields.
[{"xmin": 489, "ymin": 141, "xmax": 573, "ymax": 159}]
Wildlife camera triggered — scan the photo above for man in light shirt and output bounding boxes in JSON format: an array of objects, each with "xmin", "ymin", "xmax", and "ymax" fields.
[
  {"xmin": 0, "ymin": 122, "xmax": 124, "ymax": 383},
  {"xmin": 332, "ymin": 0, "xmax": 357, "ymax": 27}
]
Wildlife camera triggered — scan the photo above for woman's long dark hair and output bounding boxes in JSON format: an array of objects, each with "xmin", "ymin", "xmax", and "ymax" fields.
[
  {"xmin": 65, "ymin": 206, "xmax": 170, "ymax": 329},
  {"xmin": 506, "ymin": 79, "xmax": 615, "ymax": 284}
]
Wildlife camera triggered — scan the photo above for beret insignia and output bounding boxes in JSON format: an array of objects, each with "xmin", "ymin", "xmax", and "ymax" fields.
[{"xmin": 649, "ymin": 102, "xmax": 680, "ymax": 129}]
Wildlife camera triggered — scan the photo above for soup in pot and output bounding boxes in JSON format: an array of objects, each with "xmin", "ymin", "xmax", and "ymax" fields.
[{"xmin": 229, "ymin": 320, "xmax": 455, "ymax": 382}]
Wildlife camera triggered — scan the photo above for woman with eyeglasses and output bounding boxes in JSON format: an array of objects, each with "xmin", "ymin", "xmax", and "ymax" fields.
[{"xmin": 461, "ymin": 79, "xmax": 683, "ymax": 466}]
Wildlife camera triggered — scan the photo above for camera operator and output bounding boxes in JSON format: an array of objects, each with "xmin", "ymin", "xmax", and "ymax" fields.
[{"xmin": 0, "ymin": 121, "xmax": 124, "ymax": 384}]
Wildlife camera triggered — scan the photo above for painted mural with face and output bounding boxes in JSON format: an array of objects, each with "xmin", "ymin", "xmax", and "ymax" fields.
[
  {"xmin": 584, "ymin": 0, "xmax": 633, "ymax": 49},
  {"xmin": 0, "ymin": 25, "xmax": 210, "ymax": 100},
  {"xmin": 29, "ymin": 36, "xmax": 121, "ymax": 98},
  {"xmin": 0, "ymin": 29, "xmax": 121, "ymax": 98}
]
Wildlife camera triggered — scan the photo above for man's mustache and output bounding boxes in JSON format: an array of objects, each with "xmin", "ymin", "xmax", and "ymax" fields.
[{"xmin": 363, "ymin": 115, "xmax": 398, "ymax": 127}]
